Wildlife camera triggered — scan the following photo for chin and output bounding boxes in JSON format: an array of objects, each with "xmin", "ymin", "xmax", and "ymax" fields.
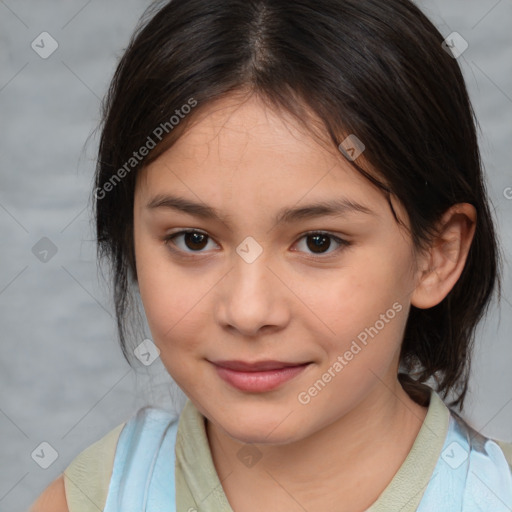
[{"xmin": 217, "ymin": 411, "xmax": 306, "ymax": 446}]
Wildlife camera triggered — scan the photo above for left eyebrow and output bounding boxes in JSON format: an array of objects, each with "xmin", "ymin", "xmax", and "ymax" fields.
[{"xmin": 145, "ymin": 193, "xmax": 377, "ymax": 228}]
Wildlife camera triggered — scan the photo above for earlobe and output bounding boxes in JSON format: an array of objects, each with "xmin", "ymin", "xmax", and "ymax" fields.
[{"xmin": 411, "ymin": 203, "xmax": 477, "ymax": 309}]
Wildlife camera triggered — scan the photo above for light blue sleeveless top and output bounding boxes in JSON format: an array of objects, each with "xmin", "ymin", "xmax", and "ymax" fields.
[
  {"xmin": 103, "ymin": 404, "xmax": 512, "ymax": 511},
  {"xmin": 103, "ymin": 406, "xmax": 179, "ymax": 511},
  {"xmin": 419, "ymin": 410, "xmax": 512, "ymax": 511}
]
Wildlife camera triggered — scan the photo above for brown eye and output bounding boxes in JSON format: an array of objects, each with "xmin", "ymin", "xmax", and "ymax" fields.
[
  {"xmin": 182, "ymin": 231, "xmax": 208, "ymax": 251},
  {"xmin": 163, "ymin": 229, "xmax": 350, "ymax": 260},
  {"xmin": 294, "ymin": 231, "xmax": 350, "ymax": 258},
  {"xmin": 306, "ymin": 234, "xmax": 332, "ymax": 254},
  {"xmin": 163, "ymin": 230, "xmax": 215, "ymax": 254}
]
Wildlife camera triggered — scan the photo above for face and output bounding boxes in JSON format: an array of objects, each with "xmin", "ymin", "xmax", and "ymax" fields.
[{"xmin": 133, "ymin": 93, "xmax": 422, "ymax": 445}]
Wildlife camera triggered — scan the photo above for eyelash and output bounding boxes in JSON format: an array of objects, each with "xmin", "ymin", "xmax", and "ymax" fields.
[{"xmin": 162, "ymin": 229, "xmax": 350, "ymax": 260}]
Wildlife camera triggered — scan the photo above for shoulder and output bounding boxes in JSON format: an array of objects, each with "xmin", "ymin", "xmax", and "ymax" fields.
[
  {"xmin": 28, "ymin": 475, "xmax": 68, "ymax": 512},
  {"xmin": 29, "ymin": 406, "xmax": 180, "ymax": 512},
  {"xmin": 29, "ymin": 421, "xmax": 126, "ymax": 512},
  {"xmin": 63, "ymin": 421, "xmax": 126, "ymax": 511},
  {"xmin": 451, "ymin": 410, "xmax": 512, "ymax": 473},
  {"xmin": 495, "ymin": 438, "xmax": 512, "ymax": 470}
]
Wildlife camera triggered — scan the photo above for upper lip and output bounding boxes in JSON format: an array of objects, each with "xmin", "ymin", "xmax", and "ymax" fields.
[{"xmin": 211, "ymin": 360, "xmax": 310, "ymax": 372}]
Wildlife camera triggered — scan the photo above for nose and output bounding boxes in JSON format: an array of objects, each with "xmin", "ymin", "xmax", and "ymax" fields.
[{"xmin": 215, "ymin": 251, "xmax": 290, "ymax": 338}]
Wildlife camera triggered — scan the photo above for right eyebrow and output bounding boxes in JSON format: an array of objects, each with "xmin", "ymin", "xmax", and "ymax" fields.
[{"xmin": 145, "ymin": 193, "xmax": 377, "ymax": 228}]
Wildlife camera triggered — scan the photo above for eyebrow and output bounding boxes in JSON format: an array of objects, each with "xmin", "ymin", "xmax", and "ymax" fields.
[{"xmin": 145, "ymin": 193, "xmax": 377, "ymax": 227}]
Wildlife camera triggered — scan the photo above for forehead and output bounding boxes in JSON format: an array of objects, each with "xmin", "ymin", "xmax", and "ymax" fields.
[
  {"xmin": 149, "ymin": 94, "xmax": 336, "ymax": 170},
  {"xmin": 134, "ymin": 93, "xmax": 395, "ymax": 224}
]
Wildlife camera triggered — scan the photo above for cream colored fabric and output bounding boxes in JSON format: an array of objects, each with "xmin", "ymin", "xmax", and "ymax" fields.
[
  {"xmin": 63, "ymin": 391, "xmax": 512, "ymax": 511},
  {"xmin": 497, "ymin": 439, "xmax": 512, "ymax": 471},
  {"xmin": 175, "ymin": 400, "xmax": 236, "ymax": 511},
  {"xmin": 63, "ymin": 422, "xmax": 125, "ymax": 511},
  {"xmin": 368, "ymin": 391, "xmax": 449, "ymax": 511}
]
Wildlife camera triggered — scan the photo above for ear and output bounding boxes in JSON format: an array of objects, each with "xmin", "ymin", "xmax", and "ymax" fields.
[{"xmin": 411, "ymin": 203, "xmax": 477, "ymax": 309}]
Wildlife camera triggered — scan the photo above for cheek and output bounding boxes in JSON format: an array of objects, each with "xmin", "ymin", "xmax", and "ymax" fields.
[
  {"xmin": 305, "ymin": 250, "xmax": 411, "ymax": 363},
  {"xmin": 135, "ymin": 236, "xmax": 207, "ymax": 356}
]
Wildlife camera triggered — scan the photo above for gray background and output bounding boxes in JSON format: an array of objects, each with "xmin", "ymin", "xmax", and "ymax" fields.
[{"xmin": 0, "ymin": 0, "xmax": 511, "ymax": 510}]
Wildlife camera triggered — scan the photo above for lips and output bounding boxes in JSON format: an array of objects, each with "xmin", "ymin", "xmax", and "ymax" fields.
[
  {"xmin": 212, "ymin": 360, "xmax": 308, "ymax": 371},
  {"xmin": 210, "ymin": 359, "xmax": 311, "ymax": 392}
]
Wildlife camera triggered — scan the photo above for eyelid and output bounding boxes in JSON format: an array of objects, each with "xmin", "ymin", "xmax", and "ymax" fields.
[{"xmin": 162, "ymin": 228, "xmax": 351, "ymax": 259}]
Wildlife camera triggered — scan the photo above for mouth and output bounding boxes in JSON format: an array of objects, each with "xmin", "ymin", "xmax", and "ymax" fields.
[{"xmin": 209, "ymin": 359, "xmax": 312, "ymax": 392}]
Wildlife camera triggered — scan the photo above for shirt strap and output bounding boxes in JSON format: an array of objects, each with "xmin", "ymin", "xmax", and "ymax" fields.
[{"xmin": 103, "ymin": 406, "xmax": 179, "ymax": 512}]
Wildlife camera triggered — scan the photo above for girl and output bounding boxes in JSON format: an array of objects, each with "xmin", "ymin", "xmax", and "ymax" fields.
[{"xmin": 31, "ymin": 0, "xmax": 512, "ymax": 510}]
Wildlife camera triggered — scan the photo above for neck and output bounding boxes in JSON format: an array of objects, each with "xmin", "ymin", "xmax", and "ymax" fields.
[{"xmin": 205, "ymin": 380, "xmax": 429, "ymax": 511}]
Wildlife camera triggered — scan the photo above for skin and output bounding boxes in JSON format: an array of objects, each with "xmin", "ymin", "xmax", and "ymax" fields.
[
  {"xmin": 132, "ymin": 92, "xmax": 476, "ymax": 511},
  {"xmin": 29, "ymin": 476, "xmax": 68, "ymax": 512},
  {"xmin": 31, "ymin": 91, "xmax": 476, "ymax": 511}
]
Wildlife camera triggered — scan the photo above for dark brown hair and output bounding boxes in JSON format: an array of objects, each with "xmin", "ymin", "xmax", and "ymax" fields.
[{"xmin": 92, "ymin": 0, "xmax": 502, "ymax": 410}]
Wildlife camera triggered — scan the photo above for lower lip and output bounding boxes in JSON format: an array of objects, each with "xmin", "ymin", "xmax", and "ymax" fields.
[{"xmin": 213, "ymin": 363, "xmax": 310, "ymax": 392}]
